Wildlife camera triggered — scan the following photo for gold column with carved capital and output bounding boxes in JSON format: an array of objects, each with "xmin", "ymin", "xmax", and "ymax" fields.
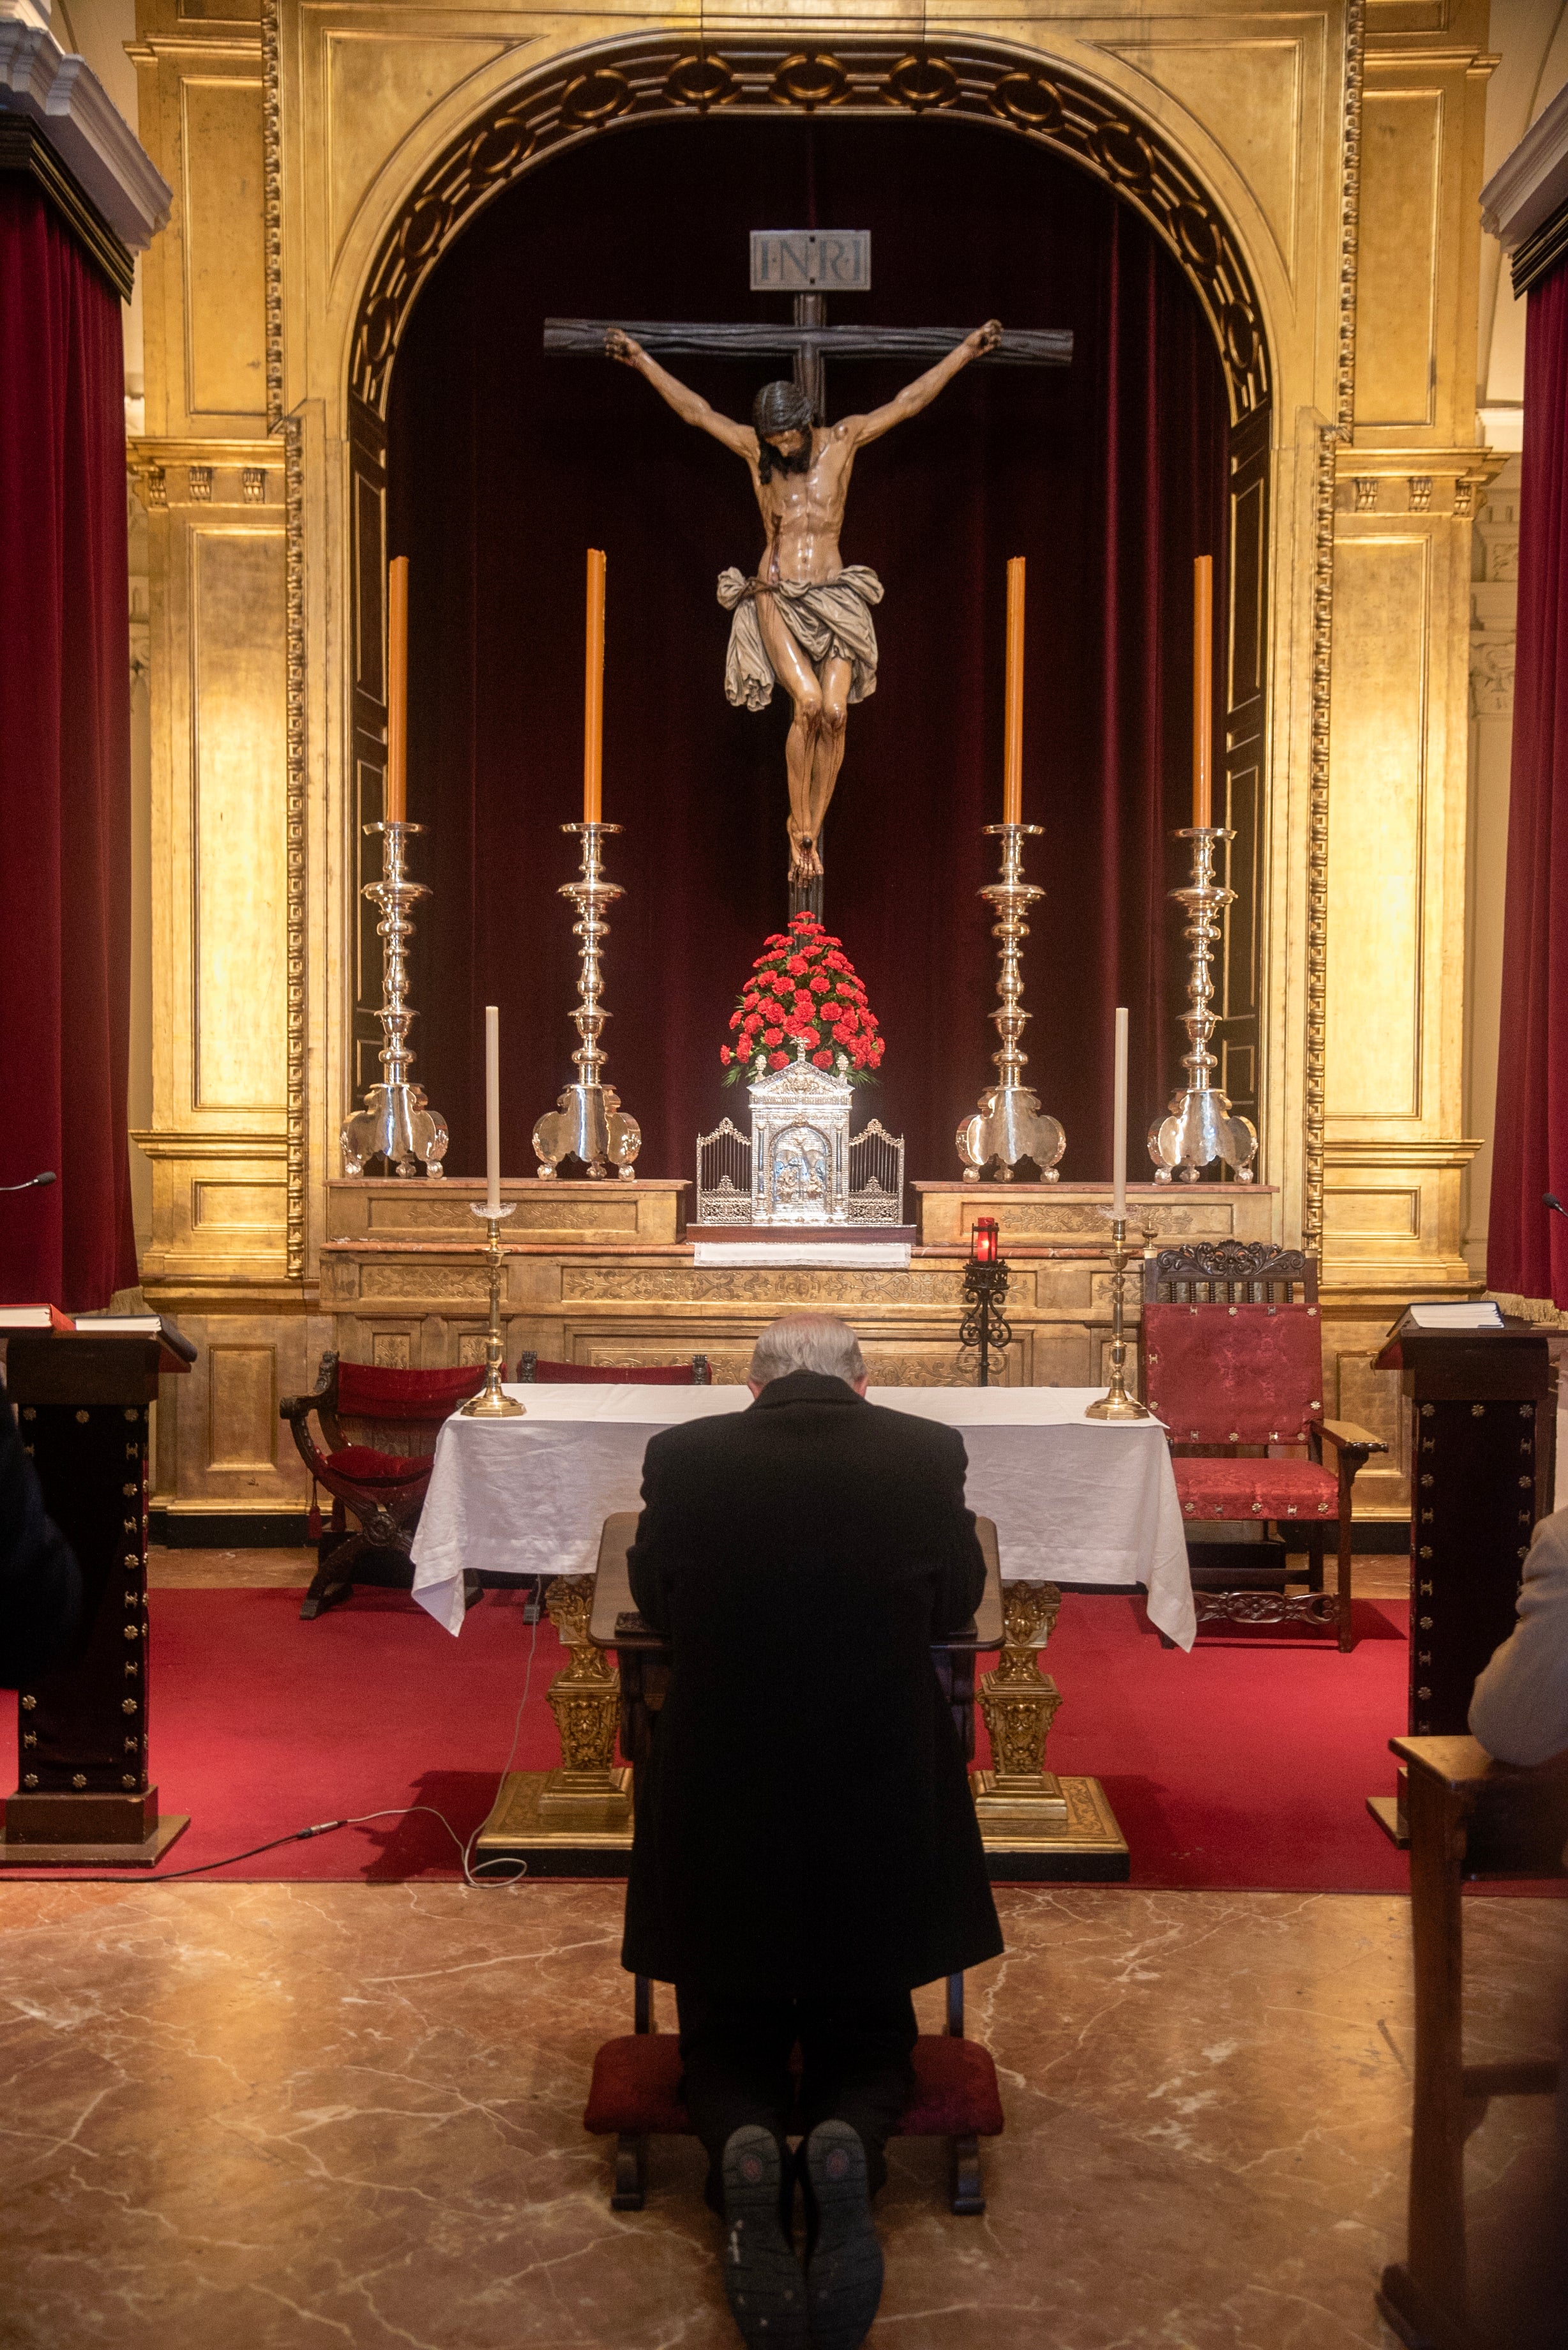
[
  {"xmin": 973, "ymin": 1582, "xmax": 1067, "ymax": 1826},
  {"xmin": 540, "ymin": 1575, "xmax": 632, "ymax": 1828}
]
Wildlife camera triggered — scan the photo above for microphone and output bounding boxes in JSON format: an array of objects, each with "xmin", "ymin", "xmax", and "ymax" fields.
[
  {"xmin": 0, "ymin": 1171, "xmax": 55, "ymax": 1194},
  {"xmin": 1546, "ymin": 1194, "xmax": 1568, "ymax": 1219}
]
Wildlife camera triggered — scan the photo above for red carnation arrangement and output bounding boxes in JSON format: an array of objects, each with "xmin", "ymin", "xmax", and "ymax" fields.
[{"xmin": 720, "ymin": 911, "xmax": 886, "ymax": 1087}]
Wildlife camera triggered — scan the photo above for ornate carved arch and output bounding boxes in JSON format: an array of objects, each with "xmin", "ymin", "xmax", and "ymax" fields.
[
  {"xmin": 347, "ymin": 33, "xmax": 1271, "ymax": 425},
  {"xmin": 336, "ymin": 27, "xmax": 1279, "ymax": 1170}
]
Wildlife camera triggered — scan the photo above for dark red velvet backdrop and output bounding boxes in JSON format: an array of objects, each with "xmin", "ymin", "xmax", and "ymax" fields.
[
  {"xmin": 1488, "ymin": 262, "xmax": 1568, "ymax": 1304},
  {"xmin": 0, "ymin": 181, "xmax": 136, "ymax": 1307},
  {"xmin": 388, "ymin": 119, "xmax": 1228, "ymax": 1186}
]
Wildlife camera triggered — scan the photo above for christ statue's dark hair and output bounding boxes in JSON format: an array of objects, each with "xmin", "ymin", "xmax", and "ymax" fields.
[{"xmin": 752, "ymin": 380, "xmax": 815, "ymax": 481}]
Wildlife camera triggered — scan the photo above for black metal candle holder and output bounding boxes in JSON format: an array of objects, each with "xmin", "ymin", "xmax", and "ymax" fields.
[{"xmin": 960, "ymin": 1217, "xmax": 1012, "ymax": 1386}]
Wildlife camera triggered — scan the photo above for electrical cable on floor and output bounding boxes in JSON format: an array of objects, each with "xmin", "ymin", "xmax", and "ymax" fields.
[{"xmin": 7, "ymin": 1600, "xmax": 545, "ymax": 1888}]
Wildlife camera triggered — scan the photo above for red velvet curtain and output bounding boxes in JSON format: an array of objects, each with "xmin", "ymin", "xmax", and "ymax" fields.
[
  {"xmin": 389, "ymin": 119, "xmax": 1228, "ymax": 1188},
  {"xmin": 1488, "ymin": 261, "xmax": 1568, "ymax": 1303},
  {"xmin": 0, "ymin": 180, "xmax": 136, "ymax": 1307}
]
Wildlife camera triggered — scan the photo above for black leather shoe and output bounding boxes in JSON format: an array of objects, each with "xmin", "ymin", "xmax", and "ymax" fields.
[
  {"xmin": 803, "ymin": 2121, "xmax": 883, "ymax": 2350},
  {"xmin": 720, "ymin": 2126, "xmax": 808, "ymax": 2347}
]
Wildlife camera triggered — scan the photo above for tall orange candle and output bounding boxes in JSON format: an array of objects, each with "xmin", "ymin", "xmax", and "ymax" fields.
[
  {"xmin": 584, "ymin": 548, "xmax": 607, "ymax": 825},
  {"xmin": 1192, "ymin": 554, "xmax": 1213, "ymax": 830},
  {"xmin": 1003, "ymin": 555, "xmax": 1025, "ymax": 825},
  {"xmin": 386, "ymin": 556, "xmax": 409, "ymax": 824}
]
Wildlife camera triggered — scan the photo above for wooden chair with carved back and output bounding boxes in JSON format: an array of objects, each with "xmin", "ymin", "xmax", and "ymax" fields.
[
  {"xmin": 1142, "ymin": 1239, "xmax": 1386, "ymax": 1650},
  {"xmin": 280, "ymin": 1353, "xmax": 484, "ymax": 1619}
]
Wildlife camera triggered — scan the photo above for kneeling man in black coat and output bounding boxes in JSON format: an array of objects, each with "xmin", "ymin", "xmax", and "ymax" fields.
[{"xmin": 622, "ymin": 1314, "xmax": 1003, "ymax": 2350}]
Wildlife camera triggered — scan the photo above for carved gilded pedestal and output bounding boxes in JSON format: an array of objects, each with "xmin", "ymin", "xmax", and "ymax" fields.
[
  {"xmin": 972, "ymin": 1582, "xmax": 1129, "ymax": 1874},
  {"xmin": 974, "ymin": 1582, "xmax": 1066, "ymax": 1823},
  {"xmin": 471, "ymin": 1572, "xmax": 633, "ymax": 1872},
  {"xmin": 539, "ymin": 1575, "xmax": 631, "ymax": 1828}
]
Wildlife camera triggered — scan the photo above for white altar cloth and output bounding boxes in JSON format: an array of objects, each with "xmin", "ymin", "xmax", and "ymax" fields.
[
  {"xmin": 692, "ymin": 1240, "xmax": 914, "ymax": 1269},
  {"xmin": 411, "ymin": 1385, "xmax": 1195, "ymax": 1649}
]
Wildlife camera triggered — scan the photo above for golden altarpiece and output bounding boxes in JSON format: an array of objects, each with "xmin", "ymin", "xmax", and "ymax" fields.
[{"xmin": 126, "ymin": 0, "xmax": 1496, "ymax": 1529}]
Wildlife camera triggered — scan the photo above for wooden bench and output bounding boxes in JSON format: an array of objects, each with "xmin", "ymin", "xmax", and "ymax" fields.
[{"xmin": 1376, "ymin": 1733, "xmax": 1568, "ymax": 2350}]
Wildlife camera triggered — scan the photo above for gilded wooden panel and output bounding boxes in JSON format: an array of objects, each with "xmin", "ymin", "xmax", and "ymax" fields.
[
  {"xmin": 324, "ymin": 27, "xmax": 514, "ymax": 268},
  {"xmin": 1354, "ymin": 89, "xmax": 1442, "ymax": 428},
  {"xmin": 206, "ymin": 1344, "xmax": 278, "ymax": 1470},
  {"xmin": 1325, "ymin": 534, "xmax": 1430, "ymax": 1121},
  {"xmin": 360, "ymin": 1264, "xmax": 488, "ymax": 1301},
  {"xmin": 180, "ymin": 77, "xmax": 268, "ymax": 418},
  {"xmin": 192, "ymin": 1180, "xmax": 289, "ymax": 1229},
  {"xmin": 1103, "ymin": 33, "xmax": 1312, "ymax": 283},
  {"xmin": 561, "ymin": 1268, "xmax": 966, "ymax": 1305},
  {"xmin": 190, "ymin": 526, "xmax": 289, "ymax": 1111}
]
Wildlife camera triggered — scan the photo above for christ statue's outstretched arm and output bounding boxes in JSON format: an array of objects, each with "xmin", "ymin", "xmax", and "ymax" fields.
[
  {"xmin": 604, "ymin": 319, "xmax": 1003, "ymax": 890},
  {"xmin": 604, "ymin": 330, "xmax": 757, "ymax": 459},
  {"xmin": 838, "ymin": 318, "xmax": 1002, "ymax": 447}
]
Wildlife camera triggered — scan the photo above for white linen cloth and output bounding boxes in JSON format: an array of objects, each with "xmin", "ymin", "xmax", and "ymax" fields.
[{"xmin": 411, "ymin": 1385, "xmax": 1195, "ymax": 1649}]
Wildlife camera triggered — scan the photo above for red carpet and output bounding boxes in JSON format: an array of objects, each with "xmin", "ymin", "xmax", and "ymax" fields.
[{"xmin": 0, "ymin": 1584, "xmax": 1464, "ymax": 1890}]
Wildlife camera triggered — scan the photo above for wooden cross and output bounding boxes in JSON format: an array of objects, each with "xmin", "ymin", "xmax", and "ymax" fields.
[{"xmin": 545, "ymin": 227, "xmax": 1071, "ymax": 420}]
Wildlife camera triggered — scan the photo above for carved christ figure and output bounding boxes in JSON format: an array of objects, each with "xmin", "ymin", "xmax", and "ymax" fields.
[{"xmin": 606, "ymin": 321, "xmax": 1004, "ymax": 886}]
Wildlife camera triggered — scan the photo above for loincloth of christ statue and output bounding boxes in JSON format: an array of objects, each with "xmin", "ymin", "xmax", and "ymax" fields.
[{"xmin": 607, "ymin": 321, "xmax": 1002, "ymax": 888}]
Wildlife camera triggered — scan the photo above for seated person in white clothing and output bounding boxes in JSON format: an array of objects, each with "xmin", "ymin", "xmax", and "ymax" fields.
[
  {"xmin": 1470, "ymin": 1504, "xmax": 1568, "ymax": 1766},
  {"xmin": 1468, "ymin": 1503, "xmax": 1568, "ymax": 2350}
]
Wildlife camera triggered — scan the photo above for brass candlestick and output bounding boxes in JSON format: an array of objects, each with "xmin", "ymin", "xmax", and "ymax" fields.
[
  {"xmin": 1148, "ymin": 826, "xmax": 1258, "ymax": 1183},
  {"xmin": 1085, "ymin": 1216, "xmax": 1150, "ymax": 1420},
  {"xmin": 532, "ymin": 822, "xmax": 643, "ymax": 1180},
  {"xmin": 340, "ymin": 821, "xmax": 449, "ymax": 1178},
  {"xmin": 956, "ymin": 822, "xmax": 1066, "ymax": 1181},
  {"xmin": 460, "ymin": 1202, "xmax": 523, "ymax": 1417}
]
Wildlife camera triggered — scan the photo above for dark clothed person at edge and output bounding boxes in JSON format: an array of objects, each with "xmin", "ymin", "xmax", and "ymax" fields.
[{"xmin": 621, "ymin": 1313, "xmax": 1002, "ymax": 2350}]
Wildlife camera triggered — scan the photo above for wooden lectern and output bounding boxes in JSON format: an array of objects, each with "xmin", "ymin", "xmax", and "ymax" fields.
[
  {"xmin": 1368, "ymin": 1316, "xmax": 1554, "ymax": 1846},
  {"xmin": 2, "ymin": 1328, "xmax": 193, "ymax": 1867}
]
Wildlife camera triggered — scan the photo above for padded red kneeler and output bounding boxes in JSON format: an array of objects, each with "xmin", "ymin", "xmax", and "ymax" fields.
[{"xmin": 584, "ymin": 2031, "xmax": 1005, "ymax": 2141}]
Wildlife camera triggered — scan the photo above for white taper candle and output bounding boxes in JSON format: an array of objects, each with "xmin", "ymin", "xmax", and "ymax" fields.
[
  {"xmin": 485, "ymin": 1004, "xmax": 501, "ymax": 1217},
  {"xmin": 1112, "ymin": 1006, "xmax": 1128, "ymax": 1223}
]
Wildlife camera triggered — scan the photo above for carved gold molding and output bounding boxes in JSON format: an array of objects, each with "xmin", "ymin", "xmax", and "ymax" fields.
[
  {"xmin": 128, "ymin": 441, "xmax": 284, "ymax": 510},
  {"xmin": 262, "ymin": 0, "xmax": 283, "ymax": 434},
  {"xmin": 346, "ymin": 33, "xmax": 1271, "ymax": 426},
  {"xmin": 283, "ymin": 413, "xmax": 306, "ymax": 1281},
  {"xmin": 1304, "ymin": 0, "xmax": 1366, "ymax": 1266}
]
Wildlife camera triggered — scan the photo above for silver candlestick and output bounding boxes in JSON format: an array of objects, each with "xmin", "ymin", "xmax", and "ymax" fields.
[
  {"xmin": 340, "ymin": 821, "xmax": 449, "ymax": 1178},
  {"xmin": 532, "ymin": 822, "xmax": 642, "ymax": 1181},
  {"xmin": 956, "ymin": 823, "xmax": 1066, "ymax": 1183},
  {"xmin": 460, "ymin": 1203, "xmax": 523, "ymax": 1418},
  {"xmin": 1148, "ymin": 826, "xmax": 1258, "ymax": 1183}
]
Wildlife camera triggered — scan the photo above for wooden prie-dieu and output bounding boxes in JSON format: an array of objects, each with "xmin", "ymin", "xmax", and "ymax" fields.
[
  {"xmin": 1374, "ymin": 1317, "xmax": 1556, "ymax": 1738},
  {"xmin": 3, "ymin": 1328, "xmax": 193, "ymax": 1867}
]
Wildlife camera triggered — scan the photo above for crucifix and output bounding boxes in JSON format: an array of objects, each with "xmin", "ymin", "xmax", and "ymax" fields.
[{"xmin": 545, "ymin": 232, "xmax": 1071, "ymax": 915}]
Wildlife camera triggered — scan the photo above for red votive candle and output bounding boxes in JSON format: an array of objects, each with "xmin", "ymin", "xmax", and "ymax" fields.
[{"xmin": 971, "ymin": 1217, "xmax": 1000, "ymax": 1266}]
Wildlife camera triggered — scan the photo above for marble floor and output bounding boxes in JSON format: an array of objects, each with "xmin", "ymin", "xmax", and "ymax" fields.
[{"xmin": 3, "ymin": 1881, "xmax": 1564, "ymax": 2350}]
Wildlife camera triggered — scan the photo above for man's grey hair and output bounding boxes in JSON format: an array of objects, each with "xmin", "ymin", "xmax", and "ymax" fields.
[{"xmin": 748, "ymin": 1314, "xmax": 866, "ymax": 1388}]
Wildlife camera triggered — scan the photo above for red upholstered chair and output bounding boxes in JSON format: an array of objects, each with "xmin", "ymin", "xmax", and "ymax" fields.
[
  {"xmin": 1142, "ymin": 1241, "xmax": 1385, "ymax": 1651},
  {"xmin": 280, "ymin": 1353, "xmax": 483, "ymax": 1620},
  {"xmin": 516, "ymin": 1353, "xmax": 712, "ymax": 1383},
  {"xmin": 585, "ymin": 1971, "xmax": 1004, "ymax": 2217}
]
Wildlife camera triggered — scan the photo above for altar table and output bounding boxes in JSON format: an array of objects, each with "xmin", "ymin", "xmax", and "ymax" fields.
[{"xmin": 410, "ymin": 1385, "xmax": 1195, "ymax": 1649}]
